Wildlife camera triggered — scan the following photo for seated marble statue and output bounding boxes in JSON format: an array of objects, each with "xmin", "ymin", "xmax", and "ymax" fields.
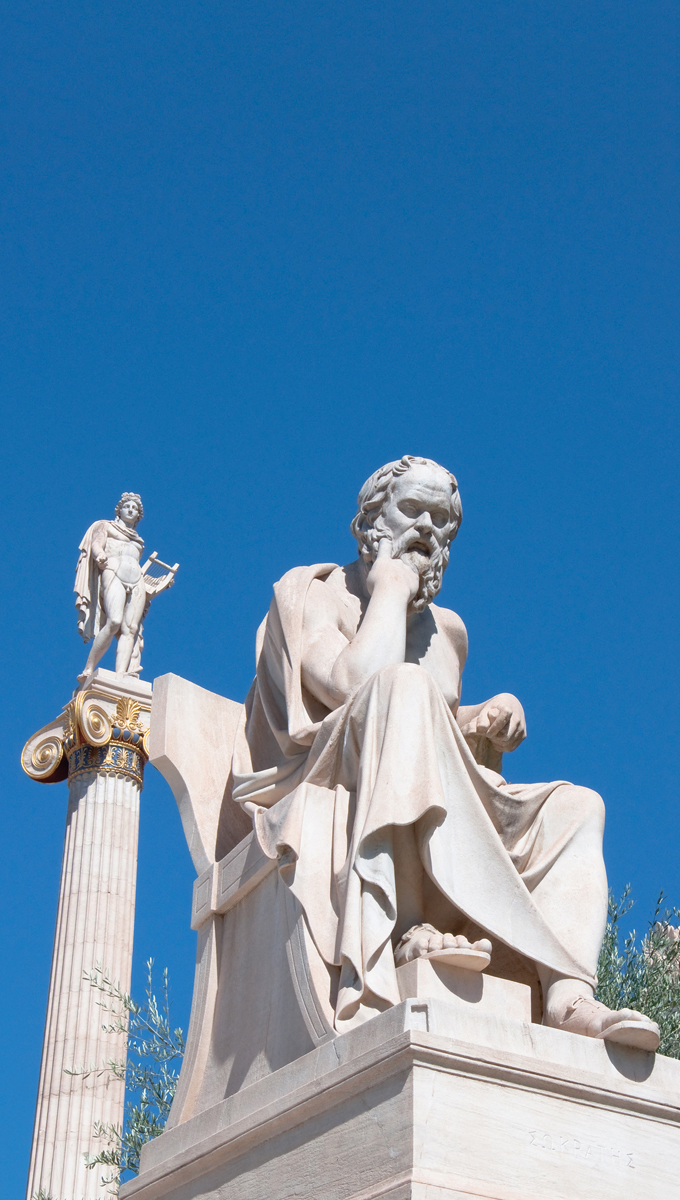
[{"xmin": 233, "ymin": 455, "xmax": 659, "ymax": 1050}]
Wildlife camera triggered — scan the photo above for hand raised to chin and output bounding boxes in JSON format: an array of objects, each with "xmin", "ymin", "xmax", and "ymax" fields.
[{"xmin": 366, "ymin": 537, "xmax": 419, "ymax": 603}]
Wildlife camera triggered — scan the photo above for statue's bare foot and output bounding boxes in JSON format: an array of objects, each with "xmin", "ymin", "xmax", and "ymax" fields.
[
  {"xmin": 546, "ymin": 993, "xmax": 660, "ymax": 1052},
  {"xmin": 394, "ymin": 923, "xmax": 492, "ymax": 971}
]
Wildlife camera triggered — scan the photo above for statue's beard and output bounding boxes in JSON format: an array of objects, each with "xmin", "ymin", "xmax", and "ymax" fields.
[
  {"xmin": 362, "ymin": 525, "xmax": 449, "ymax": 613},
  {"xmin": 401, "ymin": 541, "xmax": 448, "ymax": 612}
]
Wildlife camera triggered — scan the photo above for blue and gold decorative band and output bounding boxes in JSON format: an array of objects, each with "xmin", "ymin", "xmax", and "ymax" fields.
[
  {"xmin": 22, "ymin": 690, "xmax": 150, "ymax": 784},
  {"xmin": 68, "ymin": 742, "xmax": 144, "ymax": 785}
]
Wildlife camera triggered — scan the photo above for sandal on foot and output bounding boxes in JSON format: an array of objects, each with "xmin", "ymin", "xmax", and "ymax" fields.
[
  {"xmin": 394, "ymin": 924, "xmax": 492, "ymax": 972},
  {"xmin": 555, "ymin": 995, "xmax": 659, "ymax": 1052}
]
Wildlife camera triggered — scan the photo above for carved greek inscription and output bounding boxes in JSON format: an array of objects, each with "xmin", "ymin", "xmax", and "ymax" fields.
[{"xmin": 527, "ymin": 1129, "xmax": 634, "ymax": 1169}]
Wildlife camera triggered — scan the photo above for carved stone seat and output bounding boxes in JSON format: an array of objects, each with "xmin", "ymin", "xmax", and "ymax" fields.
[{"xmin": 149, "ymin": 674, "xmax": 338, "ymax": 1127}]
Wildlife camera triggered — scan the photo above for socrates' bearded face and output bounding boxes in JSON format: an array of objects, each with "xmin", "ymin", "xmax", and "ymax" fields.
[{"xmin": 359, "ymin": 463, "xmax": 459, "ymax": 611}]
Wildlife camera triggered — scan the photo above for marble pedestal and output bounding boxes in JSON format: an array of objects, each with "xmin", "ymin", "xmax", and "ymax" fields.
[{"xmin": 122, "ymin": 996, "xmax": 680, "ymax": 1200}]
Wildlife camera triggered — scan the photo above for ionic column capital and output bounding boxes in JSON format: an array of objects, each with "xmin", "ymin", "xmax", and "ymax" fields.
[{"xmin": 21, "ymin": 669, "xmax": 153, "ymax": 785}]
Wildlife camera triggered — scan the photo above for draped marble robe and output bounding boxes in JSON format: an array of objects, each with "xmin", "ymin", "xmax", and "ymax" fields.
[{"xmin": 233, "ymin": 564, "xmax": 597, "ymax": 1031}]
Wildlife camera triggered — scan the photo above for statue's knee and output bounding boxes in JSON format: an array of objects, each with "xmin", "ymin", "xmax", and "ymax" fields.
[{"xmin": 567, "ymin": 785, "xmax": 605, "ymax": 832}]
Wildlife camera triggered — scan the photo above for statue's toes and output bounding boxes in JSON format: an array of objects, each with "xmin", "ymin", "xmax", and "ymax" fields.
[
  {"xmin": 554, "ymin": 996, "xmax": 660, "ymax": 1051},
  {"xmin": 410, "ymin": 933, "xmax": 433, "ymax": 959},
  {"xmin": 473, "ymin": 938, "xmax": 493, "ymax": 954},
  {"xmin": 405, "ymin": 937, "xmax": 421, "ymax": 958},
  {"xmin": 615, "ymin": 1007, "xmax": 650, "ymax": 1024},
  {"xmin": 600, "ymin": 1014, "xmax": 660, "ymax": 1051}
]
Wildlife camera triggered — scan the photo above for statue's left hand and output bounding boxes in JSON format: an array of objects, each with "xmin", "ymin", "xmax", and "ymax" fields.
[{"xmin": 460, "ymin": 693, "xmax": 526, "ymax": 751}]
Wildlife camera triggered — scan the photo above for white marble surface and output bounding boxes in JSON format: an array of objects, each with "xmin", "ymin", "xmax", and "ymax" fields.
[
  {"xmin": 228, "ymin": 456, "xmax": 657, "ymax": 1045},
  {"xmin": 75, "ymin": 493, "xmax": 178, "ymax": 679},
  {"xmin": 27, "ymin": 769, "xmax": 140, "ymax": 1200},
  {"xmin": 148, "ymin": 673, "xmax": 251, "ymax": 874},
  {"xmin": 396, "ymin": 957, "xmax": 534, "ymax": 1023},
  {"xmin": 25, "ymin": 671, "xmax": 152, "ymax": 1200},
  {"xmin": 121, "ymin": 997, "xmax": 680, "ymax": 1200},
  {"xmin": 167, "ymin": 833, "xmax": 335, "ymax": 1130},
  {"xmin": 118, "ymin": 457, "xmax": 673, "ymax": 1199},
  {"xmin": 138, "ymin": 457, "xmax": 661, "ymax": 1184}
]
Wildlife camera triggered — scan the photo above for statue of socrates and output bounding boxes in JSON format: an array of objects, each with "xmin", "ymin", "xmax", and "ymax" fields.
[{"xmin": 232, "ymin": 455, "xmax": 659, "ymax": 1050}]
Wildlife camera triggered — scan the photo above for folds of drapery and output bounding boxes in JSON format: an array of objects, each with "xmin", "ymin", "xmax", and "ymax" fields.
[
  {"xmin": 233, "ymin": 565, "xmax": 594, "ymax": 1030},
  {"xmin": 74, "ymin": 522, "xmax": 104, "ymax": 643}
]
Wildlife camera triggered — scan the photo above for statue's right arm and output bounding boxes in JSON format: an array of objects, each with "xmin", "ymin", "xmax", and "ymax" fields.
[
  {"xmin": 300, "ymin": 580, "xmax": 353, "ymax": 710},
  {"xmin": 90, "ymin": 521, "xmax": 109, "ymax": 567},
  {"xmin": 301, "ymin": 543, "xmax": 417, "ymax": 709}
]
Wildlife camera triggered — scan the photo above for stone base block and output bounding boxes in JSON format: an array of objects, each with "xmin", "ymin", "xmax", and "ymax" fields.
[
  {"xmin": 121, "ymin": 999, "xmax": 680, "ymax": 1200},
  {"xmin": 396, "ymin": 958, "xmax": 534, "ymax": 1023}
]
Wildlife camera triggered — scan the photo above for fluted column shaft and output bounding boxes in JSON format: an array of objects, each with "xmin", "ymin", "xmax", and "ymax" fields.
[{"xmin": 23, "ymin": 671, "xmax": 151, "ymax": 1200}]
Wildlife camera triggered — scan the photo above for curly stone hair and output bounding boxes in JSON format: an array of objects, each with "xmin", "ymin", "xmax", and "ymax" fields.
[
  {"xmin": 350, "ymin": 455, "xmax": 462, "ymax": 564},
  {"xmin": 115, "ymin": 492, "xmax": 144, "ymax": 522}
]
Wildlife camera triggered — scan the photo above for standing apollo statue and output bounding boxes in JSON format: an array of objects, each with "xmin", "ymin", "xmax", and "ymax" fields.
[
  {"xmin": 24, "ymin": 492, "xmax": 179, "ymax": 1200},
  {"xmin": 75, "ymin": 492, "xmax": 179, "ymax": 680}
]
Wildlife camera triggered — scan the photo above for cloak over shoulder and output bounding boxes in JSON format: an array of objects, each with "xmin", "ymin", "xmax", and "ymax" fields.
[{"xmin": 74, "ymin": 519, "xmax": 144, "ymax": 643}]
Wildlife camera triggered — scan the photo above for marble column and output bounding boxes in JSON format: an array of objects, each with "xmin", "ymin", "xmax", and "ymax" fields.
[{"xmin": 22, "ymin": 670, "xmax": 152, "ymax": 1200}]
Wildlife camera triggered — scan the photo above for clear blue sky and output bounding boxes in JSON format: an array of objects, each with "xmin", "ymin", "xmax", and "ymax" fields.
[{"xmin": 2, "ymin": 0, "xmax": 678, "ymax": 1190}]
